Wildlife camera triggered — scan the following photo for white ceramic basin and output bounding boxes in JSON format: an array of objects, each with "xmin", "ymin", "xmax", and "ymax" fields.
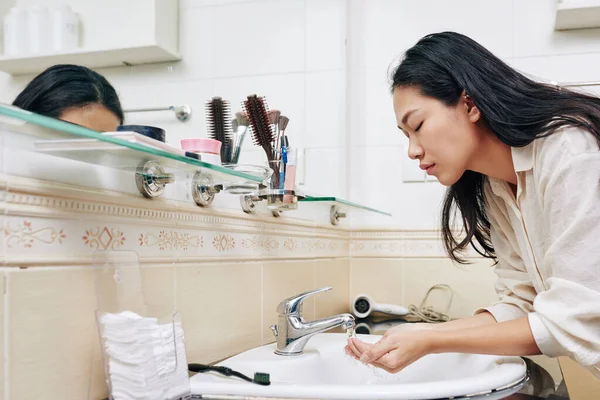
[{"xmin": 190, "ymin": 333, "xmax": 527, "ymax": 400}]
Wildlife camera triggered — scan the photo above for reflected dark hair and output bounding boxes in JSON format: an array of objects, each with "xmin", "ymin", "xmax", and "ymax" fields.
[
  {"xmin": 12, "ymin": 64, "xmax": 124, "ymax": 124},
  {"xmin": 390, "ymin": 31, "xmax": 600, "ymax": 263}
]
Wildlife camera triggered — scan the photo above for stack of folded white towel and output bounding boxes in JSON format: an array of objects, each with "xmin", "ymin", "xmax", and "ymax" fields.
[{"xmin": 99, "ymin": 311, "xmax": 190, "ymax": 400}]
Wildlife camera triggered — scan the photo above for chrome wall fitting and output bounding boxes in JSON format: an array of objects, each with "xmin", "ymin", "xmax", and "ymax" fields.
[
  {"xmin": 191, "ymin": 171, "xmax": 221, "ymax": 207},
  {"xmin": 240, "ymin": 194, "xmax": 260, "ymax": 214},
  {"xmin": 330, "ymin": 205, "xmax": 347, "ymax": 226},
  {"xmin": 135, "ymin": 160, "xmax": 174, "ymax": 198},
  {"xmin": 239, "ymin": 189, "xmax": 304, "ymax": 216},
  {"xmin": 171, "ymin": 105, "xmax": 192, "ymax": 122}
]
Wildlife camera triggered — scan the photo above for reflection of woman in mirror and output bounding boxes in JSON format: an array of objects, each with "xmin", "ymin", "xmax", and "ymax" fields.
[{"xmin": 13, "ymin": 64, "xmax": 124, "ymax": 132}]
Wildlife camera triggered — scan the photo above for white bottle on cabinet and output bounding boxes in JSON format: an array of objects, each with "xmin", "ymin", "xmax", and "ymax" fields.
[
  {"xmin": 3, "ymin": 7, "xmax": 27, "ymax": 56},
  {"xmin": 51, "ymin": 5, "xmax": 79, "ymax": 52},
  {"xmin": 26, "ymin": 6, "xmax": 51, "ymax": 54}
]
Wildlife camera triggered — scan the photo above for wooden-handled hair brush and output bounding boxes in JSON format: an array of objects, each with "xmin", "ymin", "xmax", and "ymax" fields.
[{"xmin": 242, "ymin": 94, "xmax": 279, "ymax": 187}]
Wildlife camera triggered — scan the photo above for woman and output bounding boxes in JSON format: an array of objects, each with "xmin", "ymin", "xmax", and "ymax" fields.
[
  {"xmin": 12, "ymin": 64, "xmax": 124, "ymax": 132},
  {"xmin": 346, "ymin": 31, "xmax": 600, "ymax": 379}
]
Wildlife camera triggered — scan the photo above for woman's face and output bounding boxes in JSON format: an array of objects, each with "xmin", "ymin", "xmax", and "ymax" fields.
[
  {"xmin": 393, "ymin": 86, "xmax": 482, "ymax": 186},
  {"xmin": 59, "ymin": 104, "xmax": 120, "ymax": 132}
]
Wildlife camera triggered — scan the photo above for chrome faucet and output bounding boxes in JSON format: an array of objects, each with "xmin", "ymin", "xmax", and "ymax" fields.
[{"xmin": 270, "ymin": 286, "xmax": 355, "ymax": 356}]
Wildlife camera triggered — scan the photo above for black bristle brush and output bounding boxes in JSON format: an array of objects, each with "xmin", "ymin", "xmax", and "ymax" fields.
[
  {"xmin": 188, "ymin": 363, "xmax": 270, "ymax": 386},
  {"xmin": 242, "ymin": 94, "xmax": 279, "ymax": 187},
  {"xmin": 206, "ymin": 96, "xmax": 234, "ymax": 163}
]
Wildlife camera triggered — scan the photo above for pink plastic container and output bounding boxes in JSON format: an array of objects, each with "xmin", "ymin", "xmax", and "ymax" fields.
[
  {"xmin": 180, "ymin": 138, "xmax": 222, "ymax": 154},
  {"xmin": 181, "ymin": 138, "xmax": 222, "ymax": 165}
]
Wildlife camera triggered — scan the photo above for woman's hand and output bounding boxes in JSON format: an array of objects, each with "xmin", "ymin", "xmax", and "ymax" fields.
[
  {"xmin": 344, "ymin": 312, "xmax": 499, "ymax": 365},
  {"xmin": 345, "ymin": 315, "xmax": 540, "ymax": 374},
  {"xmin": 344, "ymin": 323, "xmax": 438, "ymax": 373}
]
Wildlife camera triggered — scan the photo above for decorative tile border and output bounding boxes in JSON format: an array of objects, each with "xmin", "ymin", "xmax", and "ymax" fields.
[
  {"xmin": 349, "ymin": 237, "xmax": 445, "ymax": 258},
  {"xmin": 0, "ymin": 216, "xmax": 352, "ymax": 264},
  {"xmin": 350, "ymin": 230, "xmax": 480, "ymax": 259},
  {"xmin": 1, "ymin": 220, "xmax": 468, "ymax": 263},
  {"xmin": 241, "ymin": 236, "xmax": 279, "ymax": 252},
  {"xmin": 283, "ymin": 238, "xmax": 298, "ymax": 252},
  {"xmin": 139, "ymin": 230, "xmax": 203, "ymax": 251},
  {"xmin": 3, "ymin": 220, "xmax": 66, "ymax": 249},
  {"xmin": 212, "ymin": 234, "xmax": 236, "ymax": 252},
  {"xmin": 1, "ymin": 215, "xmax": 469, "ymax": 263},
  {"xmin": 83, "ymin": 226, "xmax": 126, "ymax": 250}
]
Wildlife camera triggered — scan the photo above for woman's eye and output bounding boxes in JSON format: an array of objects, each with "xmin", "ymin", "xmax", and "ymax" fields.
[{"xmin": 415, "ymin": 122, "xmax": 423, "ymax": 132}]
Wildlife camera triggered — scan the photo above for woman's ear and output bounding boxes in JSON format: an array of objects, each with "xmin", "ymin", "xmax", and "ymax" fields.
[{"xmin": 461, "ymin": 91, "xmax": 481, "ymax": 123}]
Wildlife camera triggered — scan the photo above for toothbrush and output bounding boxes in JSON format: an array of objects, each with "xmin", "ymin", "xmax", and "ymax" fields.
[
  {"xmin": 280, "ymin": 146, "xmax": 287, "ymax": 189},
  {"xmin": 232, "ymin": 111, "xmax": 249, "ymax": 164},
  {"xmin": 268, "ymin": 110, "xmax": 281, "ymax": 158},
  {"xmin": 277, "ymin": 115, "xmax": 289, "ymax": 159},
  {"xmin": 232, "ymin": 118, "xmax": 239, "ymax": 152},
  {"xmin": 188, "ymin": 363, "xmax": 270, "ymax": 386},
  {"xmin": 283, "ymin": 148, "xmax": 297, "ymax": 204}
]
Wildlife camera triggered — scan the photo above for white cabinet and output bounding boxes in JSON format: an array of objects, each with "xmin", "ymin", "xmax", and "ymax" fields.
[
  {"xmin": 555, "ymin": 0, "xmax": 600, "ymax": 30},
  {"xmin": 0, "ymin": 0, "xmax": 180, "ymax": 75}
]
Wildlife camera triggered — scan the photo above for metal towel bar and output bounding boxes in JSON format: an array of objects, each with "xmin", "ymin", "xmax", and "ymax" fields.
[{"xmin": 124, "ymin": 105, "xmax": 192, "ymax": 122}]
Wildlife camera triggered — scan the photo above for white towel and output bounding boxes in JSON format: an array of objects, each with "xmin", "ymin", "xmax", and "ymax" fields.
[{"xmin": 99, "ymin": 311, "xmax": 190, "ymax": 399}]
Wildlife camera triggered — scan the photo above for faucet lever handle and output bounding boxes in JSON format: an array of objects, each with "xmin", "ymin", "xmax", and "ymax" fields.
[{"xmin": 276, "ymin": 286, "xmax": 332, "ymax": 316}]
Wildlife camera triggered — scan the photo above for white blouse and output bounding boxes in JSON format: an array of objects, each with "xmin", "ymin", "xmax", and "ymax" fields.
[{"xmin": 474, "ymin": 126, "xmax": 600, "ymax": 379}]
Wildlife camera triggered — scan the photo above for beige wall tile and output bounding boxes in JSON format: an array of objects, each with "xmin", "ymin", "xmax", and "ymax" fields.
[
  {"xmin": 263, "ymin": 260, "xmax": 316, "ymax": 344},
  {"xmin": 315, "ymin": 258, "xmax": 350, "ymax": 319},
  {"xmin": 176, "ymin": 262, "xmax": 263, "ymax": 364},
  {"xmin": 141, "ymin": 264, "xmax": 175, "ymax": 313},
  {"xmin": 402, "ymin": 258, "xmax": 498, "ymax": 319},
  {"xmin": 8, "ymin": 268, "xmax": 99, "ymax": 400},
  {"xmin": 87, "ymin": 338, "xmax": 109, "ymax": 400},
  {"xmin": 560, "ymin": 356, "xmax": 600, "ymax": 400},
  {"xmin": 8, "ymin": 264, "xmax": 176, "ymax": 400},
  {"xmin": 350, "ymin": 258, "xmax": 404, "ymax": 309}
]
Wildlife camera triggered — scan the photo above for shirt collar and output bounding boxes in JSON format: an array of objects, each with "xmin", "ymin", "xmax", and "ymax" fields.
[{"xmin": 511, "ymin": 143, "xmax": 534, "ymax": 172}]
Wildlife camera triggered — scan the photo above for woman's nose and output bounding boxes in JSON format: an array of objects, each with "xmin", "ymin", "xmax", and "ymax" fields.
[{"xmin": 407, "ymin": 138, "xmax": 423, "ymax": 160}]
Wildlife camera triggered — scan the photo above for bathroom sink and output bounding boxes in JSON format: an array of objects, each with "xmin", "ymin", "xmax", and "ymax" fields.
[{"xmin": 190, "ymin": 333, "xmax": 527, "ymax": 400}]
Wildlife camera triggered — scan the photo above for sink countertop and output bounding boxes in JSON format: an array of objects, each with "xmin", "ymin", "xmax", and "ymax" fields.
[{"xmin": 186, "ymin": 317, "xmax": 570, "ymax": 400}]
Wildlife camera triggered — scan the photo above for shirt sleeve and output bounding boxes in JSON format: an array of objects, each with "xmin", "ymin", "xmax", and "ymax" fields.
[
  {"xmin": 528, "ymin": 146, "xmax": 600, "ymax": 374},
  {"xmin": 472, "ymin": 181, "xmax": 538, "ymax": 322}
]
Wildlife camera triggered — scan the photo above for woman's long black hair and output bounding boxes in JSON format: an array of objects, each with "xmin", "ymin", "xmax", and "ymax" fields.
[
  {"xmin": 390, "ymin": 32, "xmax": 600, "ymax": 263},
  {"xmin": 13, "ymin": 64, "xmax": 124, "ymax": 124}
]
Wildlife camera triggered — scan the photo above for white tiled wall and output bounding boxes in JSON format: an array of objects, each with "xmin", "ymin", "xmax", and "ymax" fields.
[
  {"xmin": 349, "ymin": 0, "xmax": 600, "ymax": 228},
  {"xmin": 2, "ymin": 0, "xmax": 600, "ymax": 227}
]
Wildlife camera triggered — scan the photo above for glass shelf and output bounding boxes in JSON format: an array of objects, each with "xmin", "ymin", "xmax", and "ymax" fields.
[
  {"xmin": 0, "ymin": 103, "xmax": 392, "ymax": 220},
  {"xmin": 301, "ymin": 196, "xmax": 392, "ymax": 216},
  {"xmin": 0, "ymin": 103, "xmax": 266, "ymax": 188}
]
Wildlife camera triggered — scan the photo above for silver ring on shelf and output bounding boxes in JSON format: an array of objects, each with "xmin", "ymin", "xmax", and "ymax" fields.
[
  {"xmin": 330, "ymin": 205, "xmax": 347, "ymax": 226},
  {"xmin": 240, "ymin": 194, "xmax": 259, "ymax": 214},
  {"xmin": 239, "ymin": 189, "xmax": 304, "ymax": 215},
  {"xmin": 135, "ymin": 160, "xmax": 174, "ymax": 198},
  {"xmin": 192, "ymin": 171, "xmax": 220, "ymax": 207}
]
